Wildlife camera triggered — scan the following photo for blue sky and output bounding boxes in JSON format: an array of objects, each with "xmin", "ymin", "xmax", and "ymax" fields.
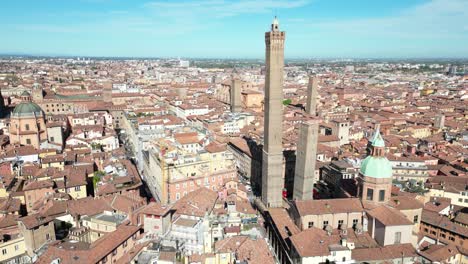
[{"xmin": 1, "ymin": 0, "xmax": 467, "ymax": 58}]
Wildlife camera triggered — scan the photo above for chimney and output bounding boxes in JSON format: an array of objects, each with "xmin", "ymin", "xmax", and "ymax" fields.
[
  {"xmin": 325, "ymin": 225, "xmax": 332, "ymax": 236},
  {"xmin": 128, "ymin": 206, "xmax": 134, "ymax": 224},
  {"xmin": 341, "ymin": 237, "xmax": 347, "ymax": 247},
  {"xmin": 75, "ymin": 214, "xmax": 81, "ymax": 228}
]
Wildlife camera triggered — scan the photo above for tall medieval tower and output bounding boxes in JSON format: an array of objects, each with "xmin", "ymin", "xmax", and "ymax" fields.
[
  {"xmin": 230, "ymin": 72, "xmax": 242, "ymax": 113},
  {"xmin": 262, "ymin": 17, "xmax": 285, "ymax": 208}
]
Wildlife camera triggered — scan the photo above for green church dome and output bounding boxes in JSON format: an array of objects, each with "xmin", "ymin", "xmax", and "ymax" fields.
[
  {"xmin": 360, "ymin": 156, "xmax": 393, "ymax": 178},
  {"xmin": 11, "ymin": 102, "xmax": 43, "ymax": 117}
]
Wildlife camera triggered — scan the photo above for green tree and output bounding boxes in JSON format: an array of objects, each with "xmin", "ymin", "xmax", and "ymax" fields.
[{"xmin": 93, "ymin": 171, "xmax": 105, "ymax": 189}]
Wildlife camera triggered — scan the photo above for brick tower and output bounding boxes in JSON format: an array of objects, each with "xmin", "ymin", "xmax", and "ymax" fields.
[{"xmin": 262, "ymin": 17, "xmax": 286, "ymax": 208}]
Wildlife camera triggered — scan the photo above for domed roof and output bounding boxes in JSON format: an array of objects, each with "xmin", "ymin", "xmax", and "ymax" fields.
[
  {"xmin": 360, "ymin": 156, "xmax": 392, "ymax": 179},
  {"xmin": 11, "ymin": 102, "xmax": 43, "ymax": 117}
]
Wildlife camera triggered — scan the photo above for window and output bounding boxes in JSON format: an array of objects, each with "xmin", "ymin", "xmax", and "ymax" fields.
[
  {"xmin": 465, "ymin": 199, "xmax": 468, "ymax": 203},
  {"xmin": 175, "ymin": 193, "xmax": 180, "ymax": 200},
  {"xmin": 308, "ymin": 222, "xmax": 314, "ymax": 228},
  {"xmin": 424, "ymin": 228, "xmax": 429, "ymax": 232},
  {"xmin": 123, "ymin": 241, "xmax": 128, "ymax": 248},
  {"xmin": 338, "ymin": 220, "xmax": 344, "ymax": 229},
  {"xmin": 449, "ymin": 237, "xmax": 455, "ymax": 241},
  {"xmin": 413, "ymin": 215, "xmax": 419, "ymax": 224},
  {"xmin": 112, "ymin": 249, "xmax": 117, "ymax": 256},
  {"xmin": 46, "ymin": 233, "xmax": 50, "ymax": 240},
  {"xmin": 14, "ymin": 245, "xmax": 19, "ymax": 251},
  {"xmin": 323, "ymin": 221, "xmax": 329, "ymax": 228},
  {"xmin": 2, "ymin": 249, "xmax": 6, "ymax": 255},
  {"xmin": 26, "ymin": 139, "xmax": 31, "ymax": 145},
  {"xmin": 75, "ymin": 186, "xmax": 81, "ymax": 191},
  {"xmin": 25, "ymin": 124, "xmax": 30, "ymax": 130},
  {"xmin": 379, "ymin": 190, "xmax": 385, "ymax": 202},
  {"xmin": 441, "ymin": 233, "xmax": 446, "ymax": 238},
  {"xmin": 459, "ymin": 198, "xmax": 463, "ymax": 202},
  {"xmin": 366, "ymin": 188, "xmax": 374, "ymax": 201},
  {"xmin": 50, "ymin": 136, "xmax": 55, "ymax": 142},
  {"xmin": 176, "ymin": 184, "xmax": 180, "ymax": 190},
  {"xmin": 394, "ymin": 232, "xmax": 401, "ymax": 244},
  {"xmin": 353, "ymin": 219, "xmax": 359, "ymax": 226}
]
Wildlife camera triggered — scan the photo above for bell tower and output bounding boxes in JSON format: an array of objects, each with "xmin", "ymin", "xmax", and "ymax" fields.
[{"xmin": 358, "ymin": 128, "xmax": 393, "ymax": 205}]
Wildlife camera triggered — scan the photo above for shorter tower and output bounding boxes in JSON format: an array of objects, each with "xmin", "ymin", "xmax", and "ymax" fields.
[
  {"xmin": 103, "ymin": 82, "xmax": 112, "ymax": 103},
  {"xmin": 293, "ymin": 119, "xmax": 319, "ymax": 200},
  {"xmin": 176, "ymin": 88, "xmax": 187, "ymax": 99},
  {"xmin": 331, "ymin": 119, "xmax": 350, "ymax": 146},
  {"xmin": 305, "ymin": 76, "xmax": 318, "ymax": 116},
  {"xmin": 358, "ymin": 128, "xmax": 392, "ymax": 204},
  {"xmin": 32, "ymin": 82, "xmax": 44, "ymax": 103},
  {"xmin": 435, "ymin": 114, "xmax": 445, "ymax": 129},
  {"xmin": 230, "ymin": 76, "xmax": 242, "ymax": 113}
]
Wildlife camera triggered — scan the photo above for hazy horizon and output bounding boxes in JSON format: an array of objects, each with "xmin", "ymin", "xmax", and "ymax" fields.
[{"xmin": 2, "ymin": 0, "xmax": 468, "ymax": 59}]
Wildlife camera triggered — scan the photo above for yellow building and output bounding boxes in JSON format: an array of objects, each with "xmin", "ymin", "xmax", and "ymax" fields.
[
  {"xmin": 428, "ymin": 188, "xmax": 468, "ymax": 208},
  {"xmin": 420, "ymin": 88, "xmax": 435, "ymax": 96},
  {"xmin": 39, "ymin": 149, "xmax": 58, "ymax": 159},
  {"xmin": 0, "ymin": 185, "xmax": 7, "ymax": 198},
  {"xmin": 56, "ymin": 181, "xmax": 87, "ymax": 199},
  {"xmin": 405, "ymin": 126, "xmax": 431, "ymax": 139},
  {"xmin": 82, "ymin": 211, "xmax": 127, "ymax": 242},
  {"xmin": 0, "ymin": 235, "xmax": 27, "ymax": 263},
  {"xmin": 40, "ymin": 154, "xmax": 65, "ymax": 170}
]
